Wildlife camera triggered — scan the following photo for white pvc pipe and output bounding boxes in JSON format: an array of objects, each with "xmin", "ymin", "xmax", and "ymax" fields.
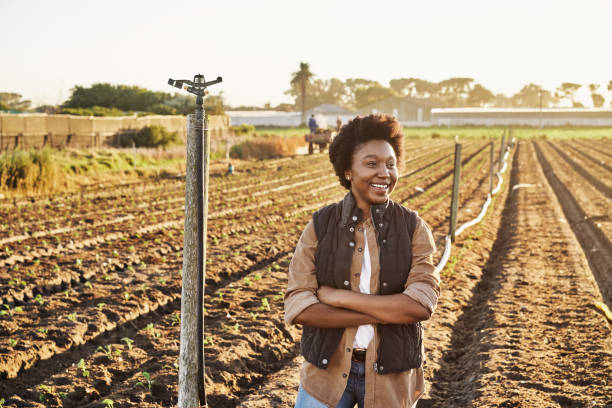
[{"xmin": 434, "ymin": 145, "xmax": 512, "ymax": 273}]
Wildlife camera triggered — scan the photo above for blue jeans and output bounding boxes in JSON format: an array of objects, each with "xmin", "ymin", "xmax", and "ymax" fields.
[{"xmin": 295, "ymin": 361, "xmax": 365, "ymax": 408}]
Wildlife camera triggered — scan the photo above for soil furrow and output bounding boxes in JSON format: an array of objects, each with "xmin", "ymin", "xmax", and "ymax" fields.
[{"xmin": 534, "ymin": 141, "xmax": 612, "ymax": 305}]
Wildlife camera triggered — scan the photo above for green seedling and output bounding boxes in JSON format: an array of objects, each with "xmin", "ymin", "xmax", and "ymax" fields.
[
  {"xmin": 75, "ymin": 259, "xmax": 82, "ymax": 267},
  {"xmin": 9, "ymin": 339, "xmax": 17, "ymax": 348},
  {"xmin": 38, "ymin": 327, "xmax": 49, "ymax": 335},
  {"xmin": 102, "ymin": 398, "xmax": 114, "ymax": 408},
  {"xmin": 129, "ymin": 245, "xmax": 135, "ymax": 252},
  {"xmin": 171, "ymin": 312, "xmax": 180, "ymax": 326},
  {"xmin": 123, "ymin": 291, "xmax": 131, "ymax": 301},
  {"xmin": 77, "ymin": 358, "xmax": 90, "ymax": 378},
  {"xmin": 34, "ymin": 294, "xmax": 44, "ymax": 305},
  {"xmin": 67, "ymin": 312, "xmax": 77, "ymax": 322},
  {"xmin": 203, "ymin": 335, "xmax": 214, "ymax": 346},
  {"xmin": 244, "ymin": 277, "xmax": 251, "ymax": 287},
  {"xmin": 128, "ymin": 265, "xmax": 135, "ymax": 272},
  {"xmin": 144, "ymin": 323, "xmax": 160, "ymax": 338},
  {"xmin": 0, "ymin": 304, "xmax": 23, "ymax": 317},
  {"xmin": 84, "ymin": 281, "xmax": 93, "ymax": 289},
  {"xmin": 63, "ymin": 290, "xmax": 70, "ymax": 298},
  {"xmin": 38, "ymin": 384, "xmax": 52, "ymax": 402},
  {"xmin": 253, "ymin": 273, "xmax": 262, "ymax": 281},
  {"xmin": 0, "ymin": 397, "xmax": 5, "ymax": 407},
  {"xmin": 102, "ymin": 273, "xmax": 113, "ymax": 281},
  {"xmin": 112, "ymin": 250, "xmax": 119, "ymax": 257},
  {"xmin": 96, "ymin": 345, "xmax": 121, "ymax": 360},
  {"xmin": 33, "ymin": 258, "xmax": 40, "ymax": 265},
  {"xmin": 121, "ymin": 337, "xmax": 134, "ymax": 351},
  {"xmin": 26, "ymin": 270, "xmax": 36, "ymax": 278},
  {"xmin": 259, "ymin": 298, "xmax": 270, "ymax": 312},
  {"xmin": 96, "ymin": 303, "xmax": 106, "ymax": 311},
  {"xmin": 159, "ymin": 278, "xmax": 167, "ymax": 285},
  {"xmin": 250, "ymin": 312, "xmax": 258, "ymax": 321},
  {"xmin": 135, "ymin": 371, "xmax": 153, "ymax": 390},
  {"xmin": 59, "ymin": 392, "xmax": 67, "ymax": 400}
]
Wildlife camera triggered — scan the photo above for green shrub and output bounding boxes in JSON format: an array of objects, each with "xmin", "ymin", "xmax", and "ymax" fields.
[
  {"xmin": 60, "ymin": 106, "xmax": 125, "ymax": 117},
  {"xmin": 118, "ymin": 126, "xmax": 180, "ymax": 148},
  {"xmin": 232, "ymin": 124, "xmax": 256, "ymax": 136},
  {"xmin": 0, "ymin": 148, "xmax": 63, "ymax": 192}
]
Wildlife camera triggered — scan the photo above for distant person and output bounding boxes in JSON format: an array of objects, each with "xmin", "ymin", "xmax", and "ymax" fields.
[
  {"xmin": 308, "ymin": 114, "xmax": 318, "ymax": 135},
  {"xmin": 336, "ymin": 116, "xmax": 342, "ymax": 132},
  {"xmin": 285, "ymin": 114, "xmax": 439, "ymax": 407}
]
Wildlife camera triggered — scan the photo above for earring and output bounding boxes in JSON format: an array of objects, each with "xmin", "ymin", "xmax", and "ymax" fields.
[{"xmin": 346, "ymin": 176, "xmax": 351, "ymax": 181}]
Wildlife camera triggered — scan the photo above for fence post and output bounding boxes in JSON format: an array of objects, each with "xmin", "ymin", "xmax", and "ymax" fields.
[
  {"xmin": 449, "ymin": 142, "xmax": 462, "ymax": 242},
  {"xmin": 499, "ymin": 130, "xmax": 506, "ymax": 172},
  {"xmin": 489, "ymin": 141, "xmax": 494, "ymax": 195}
]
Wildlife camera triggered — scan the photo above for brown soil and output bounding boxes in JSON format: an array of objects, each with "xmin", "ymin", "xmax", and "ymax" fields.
[{"xmin": 1, "ymin": 138, "xmax": 610, "ymax": 408}]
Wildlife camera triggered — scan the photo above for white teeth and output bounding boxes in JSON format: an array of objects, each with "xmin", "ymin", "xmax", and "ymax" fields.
[{"xmin": 371, "ymin": 184, "xmax": 388, "ymax": 189}]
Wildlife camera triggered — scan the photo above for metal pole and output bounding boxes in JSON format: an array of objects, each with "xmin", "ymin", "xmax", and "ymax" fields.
[
  {"xmin": 489, "ymin": 141, "xmax": 494, "ymax": 195},
  {"xmin": 499, "ymin": 130, "xmax": 506, "ymax": 172},
  {"xmin": 449, "ymin": 143, "xmax": 462, "ymax": 242}
]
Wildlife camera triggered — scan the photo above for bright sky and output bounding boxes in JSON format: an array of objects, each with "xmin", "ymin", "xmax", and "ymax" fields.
[{"xmin": 2, "ymin": 0, "xmax": 611, "ymax": 107}]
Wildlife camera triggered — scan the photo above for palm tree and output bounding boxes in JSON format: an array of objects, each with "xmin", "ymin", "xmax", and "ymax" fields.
[{"xmin": 290, "ymin": 62, "xmax": 314, "ymax": 125}]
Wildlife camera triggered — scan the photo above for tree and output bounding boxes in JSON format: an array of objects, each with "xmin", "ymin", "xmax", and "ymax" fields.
[
  {"xmin": 555, "ymin": 82, "xmax": 581, "ymax": 107},
  {"xmin": 589, "ymin": 84, "xmax": 605, "ymax": 108},
  {"xmin": 0, "ymin": 92, "xmax": 31, "ymax": 110},
  {"xmin": 437, "ymin": 77, "xmax": 474, "ymax": 107},
  {"xmin": 354, "ymin": 84, "xmax": 397, "ymax": 109},
  {"xmin": 289, "ymin": 62, "xmax": 314, "ymax": 125},
  {"xmin": 511, "ymin": 84, "xmax": 556, "ymax": 108},
  {"xmin": 467, "ymin": 84, "xmax": 495, "ymax": 107},
  {"xmin": 389, "ymin": 78, "xmax": 438, "ymax": 99},
  {"xmin": 63, "ymin": 83, "xmax": 169, "ymax": 112}
]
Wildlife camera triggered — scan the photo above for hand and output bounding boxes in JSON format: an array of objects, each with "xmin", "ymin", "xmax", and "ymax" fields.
[{"xmin": 317, "ymin": 286, "xmax": 343, "ymax": 307}]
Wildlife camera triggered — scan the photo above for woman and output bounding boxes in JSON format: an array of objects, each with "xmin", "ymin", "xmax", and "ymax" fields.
[{"xmin": 284, "ymin": 114, "xmax": 440, "ymax": 408}]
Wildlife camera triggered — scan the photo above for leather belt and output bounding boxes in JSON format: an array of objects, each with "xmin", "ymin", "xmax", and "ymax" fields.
[{"xmin": 351, "ymin": 348, "xmax": 367, "ymax": 362}]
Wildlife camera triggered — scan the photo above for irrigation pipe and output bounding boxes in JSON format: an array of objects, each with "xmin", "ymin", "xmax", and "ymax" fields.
[{"xmin": 434, "ymin": 146, "xmax": 511, "ymax": 274}]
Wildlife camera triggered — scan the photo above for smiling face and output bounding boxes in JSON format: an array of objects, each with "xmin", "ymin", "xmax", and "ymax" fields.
[{"xmin": 344, "ymin": 139, "xmax": 398, "ymax": 216}]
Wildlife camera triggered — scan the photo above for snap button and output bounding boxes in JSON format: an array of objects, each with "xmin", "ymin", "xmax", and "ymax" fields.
[
  {"xmin": 382, "ymin": 239, "xmax": 387, "ymax": 244},
  {"xmin": 343, "ymin": 280, "xmax": 349, "ymax": 286},
  {"xmin": 379, "ymin": 365, "xmax": 384, "ymax": 371},
  {"xmin": 379, "ymin": 223, "xmax": 383, "ymax": 228},
  {"xmin": 358, "ymin": 247, "xmax": 362, "ymax": 252},
  {"xmin": 383, "ymin": 282, "xmax": 388, "ymax": 287},
  {"xmin": 349, "ymin": 241, "xmax": 355, "ymax": 247},
  {"xmin": 352, "ymin": 215, "xmax": 358, "ymax": 221},
  {"xmin": 349, "ymin": 227, "xmax": 354, "ymax": 232},
  {"xmin": 322, "ymin": 358, "xmax": 328, "ymax": 365},
  {"xmin": 375, "ymin": 209, "xmax": 380, "ymax": 213},
  {"xmin": 342, "ymin": 373, "xmax": 347, "ymax": 378}
]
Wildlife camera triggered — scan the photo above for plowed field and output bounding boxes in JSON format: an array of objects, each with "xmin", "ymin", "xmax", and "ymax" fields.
[{"xmin": 0, "ymin": 138, "xmax": 610, "ymax": 407}]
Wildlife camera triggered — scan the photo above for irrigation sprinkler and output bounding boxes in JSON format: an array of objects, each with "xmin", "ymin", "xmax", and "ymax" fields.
[{"xmin": 169, "ymin": 73, "xmax": 222, "ymax": 408}]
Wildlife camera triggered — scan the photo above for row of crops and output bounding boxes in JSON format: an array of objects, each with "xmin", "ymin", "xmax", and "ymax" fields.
[{"xmin": 0, "ymin": 137, "xmax": 610, "ymax": 407}]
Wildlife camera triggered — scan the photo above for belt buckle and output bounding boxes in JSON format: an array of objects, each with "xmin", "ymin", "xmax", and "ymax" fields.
[{"xmin": 352, "ymin": 348, "xmax": 366, "ymax": 362}]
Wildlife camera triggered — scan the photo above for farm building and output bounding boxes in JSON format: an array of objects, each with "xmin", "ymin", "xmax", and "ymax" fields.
[
  {"xmin": 432, "ymin": 108, "xmax": 612, "ymax": 127},
  {"xmin": 227, "ymin": 104, "xmax": 356, "ymax": 128},
  {"xmin": 358, "ymin": 96, "xmax": 435, "ymax": 126}
]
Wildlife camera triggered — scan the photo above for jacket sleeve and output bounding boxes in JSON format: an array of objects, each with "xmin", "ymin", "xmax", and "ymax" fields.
[
  {"xmin": 402, "ymin": 217, "xmax": 440, "ymax": 315},
  {"xmin": 284, "ymin": 220, "xmax": 320, "ymax": 325}
]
